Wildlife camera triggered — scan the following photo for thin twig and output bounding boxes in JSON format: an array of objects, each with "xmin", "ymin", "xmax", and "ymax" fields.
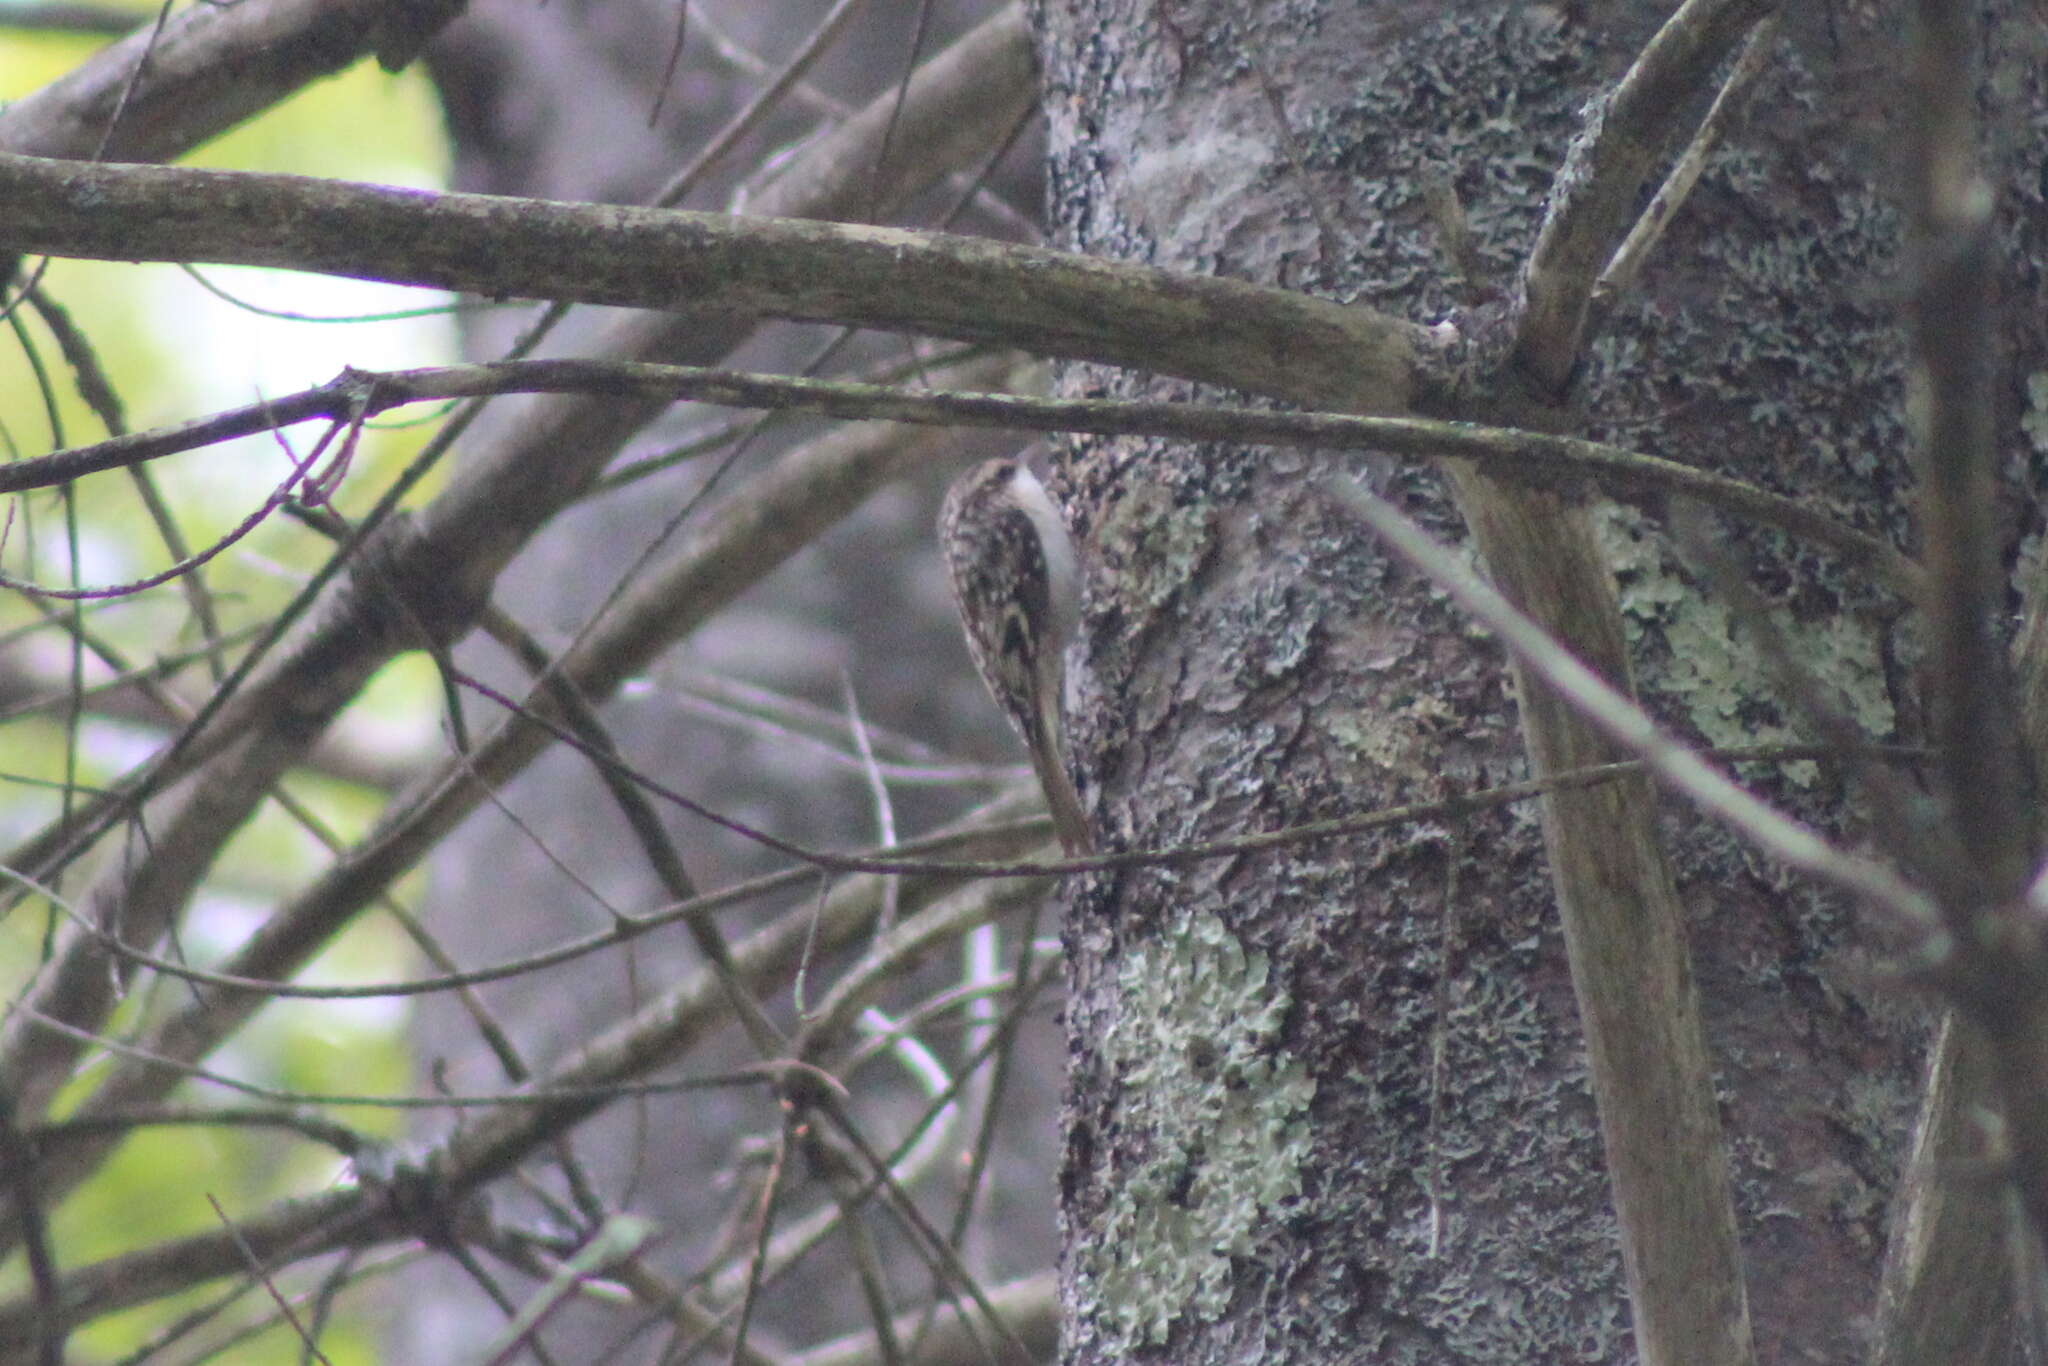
[
  {"xmin": 1591, "ymin": 17, "xmax": 1780, "ymax": 325},
  {"xmin": 1322, "ymin": 476, "xmax": 1938, "ymax": 928},
  {"xmin": 1515, "ymin": 0, "xmax": 1776, "ymax": 387},
  {"xmin": 0, "ymin": 359, "xmax": 1921, "ymax": 595}
]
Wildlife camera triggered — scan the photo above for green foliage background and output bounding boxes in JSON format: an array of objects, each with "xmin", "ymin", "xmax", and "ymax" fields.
[{"xmin": 3, "ymin": 10, "xmax": 457, "ymax": 1359}]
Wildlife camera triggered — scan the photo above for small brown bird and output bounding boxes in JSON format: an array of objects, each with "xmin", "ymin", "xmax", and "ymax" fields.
[{"xmin": 938, "ymin": 458, "xmax": 1092, "ymax": 855}]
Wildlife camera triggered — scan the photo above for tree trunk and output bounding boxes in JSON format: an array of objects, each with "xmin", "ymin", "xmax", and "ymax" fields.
[{"xmin": 1036, "ymin": 2, "xmax": 2041, "ymax": 1361}]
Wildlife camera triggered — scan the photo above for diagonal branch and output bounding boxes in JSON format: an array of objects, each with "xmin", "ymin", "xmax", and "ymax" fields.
[
  {"xmin": 0, "ymin": 815, "xmax": 1049, "ymax": 1349},
  {"xmin": 5, "ymin": 371, "xmax": 1012, "ymax": 1228},
  {"xmin": 1448, "ymin": 10, "xmax": 1780, "ymax": 1363},
  {"xmin": 1325, "ymin": 478, "xmax": 1936, "ymax": 928},
  {"xmin": 1514, "ymin": 0, "xmax": 1776, "ymax": 389},
  {"xmin": 0, "ymin": 0, "xmax": 460, "ymax": 163},
  {"xmin": 0, "ymin": 12, "xmax": 1045, "ymax": 1223}
]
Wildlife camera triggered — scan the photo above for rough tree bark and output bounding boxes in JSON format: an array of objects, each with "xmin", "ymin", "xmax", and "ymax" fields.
[{"xmin": 1037, "ymin": 2, "xmax": 2046, "ymax": 1362}]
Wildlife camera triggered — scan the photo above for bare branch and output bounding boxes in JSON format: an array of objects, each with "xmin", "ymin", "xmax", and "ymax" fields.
[
  {"xmin": 1514, "ymin": 0, "xmax": 1775, "ymax": 389},
  {"xmin": 1451, "ymin": 11, "xmax": 1782, "ymax": 1360},
  {"xmin": 1873, "ymin": 1019, "xmax": 2021, "ymax": 1366},
  {"xmin": 1887, "ymin": 0, "xmax": 2048, "ymax": 1320},
  {"xmin": 0, "ymin": 151, "xmax": 1423, "ymax": 413},
  {"xmin": 1442, "ymin": 464, "xmax": 1757, "ymax": 1366},
  {"xmin": 0, "ymin": 727, "xmax": 316, "ymax": 1122},
  {"xmin": 1900, "ymin": 0, "xmax": 2029, "ymax": 904},
  {"xmin": 0, "ymin": 4, "xmax": 137, "ymax": 36},
  {"xmin": 0, "ymin": 5, "xmax": 1045, "ymax": 946},
  {"xmin": 0, "ymin": 0, "xmax": 459, "ymax": 162},
  {"xmin": 789, "ymin": 1271, "xmax": 1055, "ymax": 1366},
  {"xmin": 0, "ymin": 386, "xmax": 1014, "ymax": 1227},
  {"xmin": 1591, "ymin": 17, "xmax": 1779, "ymax": 322},
  {"xmin": 1325, "ymin": 481, "xmax": 1939, "ymax": 948},
  {"xmin": 0, "ymin": 360, "xmax": 1921, "ymax": 594},
  {"xmin": 0, "ymin": 849, "xmax": 1049, "ymax": 1348}
]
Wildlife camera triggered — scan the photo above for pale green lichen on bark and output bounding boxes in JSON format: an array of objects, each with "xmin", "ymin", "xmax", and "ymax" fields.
[
  {"xmin": 1096, "ymin": 480, "xmax": 1216, "ymax": 611},
  {"xmin": 2024, "ymin": 371, "xmax": 2048, "ymax": 455},
  {"xmin": 1596, "ymin": 504, "xmax": 1893, "ymax": 784},
  {"xmin": 1084, "ymin": 911, "xmax": 1317, "ymax": 1348}
]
